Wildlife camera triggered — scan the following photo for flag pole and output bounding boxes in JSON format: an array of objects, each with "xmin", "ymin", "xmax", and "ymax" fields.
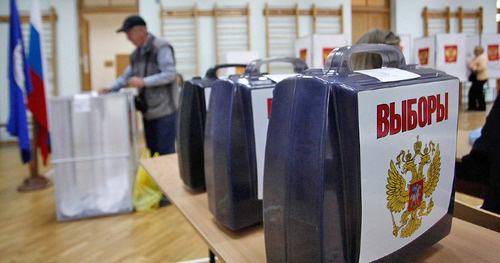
[{"xmin": 18, "ymin": 119, "xmax": 50, "ymax": 192}]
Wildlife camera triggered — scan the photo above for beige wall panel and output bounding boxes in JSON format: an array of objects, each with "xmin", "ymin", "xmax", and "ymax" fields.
[
  {"xmin": 84, "ymin": 13, "xmax": 135, "ymax": 90},
  {"xmin": 81, "ymin": 18, "xmax": 91, "ymax": 92},
  {"xmin": 367, "ymin": 0, "xmax": 389, "ymax": 7},
  {"xmin": 83, "ymin": 0, "xmax": 137, "ymax": 7},
  {"xmin": 83, "ymin": 0, "xmax": 107, "ymax": 7},
  {"xmin": 352, "ymin": 0, "xmax": 367, "ymax": 6},
  {"xmin": 352, "ymin": 12, "xmax": 368, "ymax": 43},
  {"xmin": 367, "ymin": 12, "xmax": 390, "ymax": 30},
  {"xmin": 352, "ymin": 11, "xmax": 390, "ymax": 43},
  {"xmin": 116, "ymin": 54, "xmax": 130, "ymax": 79},
  {"xmin": 110, "ymin": 0, "xmax": 137, "ymax": 5}
]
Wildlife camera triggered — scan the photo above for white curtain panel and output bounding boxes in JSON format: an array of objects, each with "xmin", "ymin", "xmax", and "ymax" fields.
[
  {"xmin": 398, "ymin": 34, "xmax": 411, "ymax": 64},
  {"xmin": 481, "ymin": 34, "xmax": 500, "ymax": 79},
  {"xmin": 295, "ymin": 34, "xmax": 347, "ymax": 69},
  {"xmin": 436, "ymin": 33, "xmax": 467, "ymax": 81},
  {"xmin": 413, "ymin": 36, "xmax": 435, "ymax": 69},
  {"xmin": 295, "ymin": 35, "xmax": 313, "ymax": 67},
  {"xmin": 220, "ymin": 51, "xmax": 260, "ymax": 76},
  {"xmin": 465, "ymin": 35, "xmax": 480, "ymax": 64},
  {"xmin": 312, "ymin": 34, "xmax": 347, "ymax": 68}
]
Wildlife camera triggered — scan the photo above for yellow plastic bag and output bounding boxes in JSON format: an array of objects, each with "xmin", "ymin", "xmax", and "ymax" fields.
[{"xmin": 132, "ymin": 151, "xmax": 163, "ymax": 211}]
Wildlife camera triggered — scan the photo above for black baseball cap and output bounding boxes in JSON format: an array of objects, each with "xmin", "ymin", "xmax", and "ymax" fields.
[{"xmin": 117, "ymin": 15, "xmax": 146, "ymax": 33}]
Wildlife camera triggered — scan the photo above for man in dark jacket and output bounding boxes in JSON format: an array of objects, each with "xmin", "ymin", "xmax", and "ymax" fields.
[
  {"xmin": 457, "ymin": 93, "xmax": 500, "ymax": 214},
  {"xmin": 101, "ymin": 15, "xmax": 178, "ymax": 155}
]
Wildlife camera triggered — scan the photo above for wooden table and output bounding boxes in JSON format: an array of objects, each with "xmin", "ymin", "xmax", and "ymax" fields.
[{"xmin": 141, "ymin": 154, "xmax": 500, "ymax": 263}]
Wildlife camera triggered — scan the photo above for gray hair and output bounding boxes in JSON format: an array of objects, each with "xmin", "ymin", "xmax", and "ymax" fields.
[
  {"xmin": 474, "ymin": 45, "xmax": 484, "ymax": 54},
  {"xmin": 351, "ymin": 29, "xmax": 401, "ymax": 70}
]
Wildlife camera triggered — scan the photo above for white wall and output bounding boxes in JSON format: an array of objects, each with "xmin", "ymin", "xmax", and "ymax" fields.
[
  {"xmin": 0, "ymin": 4, "xmax": 11, "ymax": 141},
  {"xmin": 1, "ymin": 0, "xmax": 497, "ymax": 141},
  {"xmin": 393, "ymin": 0, "xmax": 497, "ymax": 38},
  {"xmin": 84, "ymin": 13, "xmax": 135, "ymax": 90},
  {"xmin": 52, "ymin": 0, "xmax": 80, "ymax": 97},
  {"xmin": 0, "ymin": 0, "xmax": 80, "ymax": 141},
  {"xmin": 140, "ymin": 0, "xmax": 351, "ymax": 76}
]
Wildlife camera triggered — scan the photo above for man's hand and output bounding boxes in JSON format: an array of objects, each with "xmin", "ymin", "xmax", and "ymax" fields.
[
  {"xmin": 98, "ymin": 88, "xmax": 111, "ymax": 95},
  {"xmin": 128, "ymin": 77, "xmax": 145, "ymax": 88}
]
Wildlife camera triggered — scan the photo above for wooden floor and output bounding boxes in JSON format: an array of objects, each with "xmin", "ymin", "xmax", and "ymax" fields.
[
  {"xmin": 0, "ymin": 146, "xmax": 208, "ymax": 262},
  {"xmin": 0, "ymin": 103, "xmax": 493, "ymax": 262}
]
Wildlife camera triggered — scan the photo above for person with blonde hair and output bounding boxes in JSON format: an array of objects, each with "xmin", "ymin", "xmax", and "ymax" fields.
[
  {"xmin": 467, "ymin": 45, "xmax": 488, "ymax": 111},
  {"xmin": 351, "ymin": 28, "xmax": 401, "ymax": 70}
]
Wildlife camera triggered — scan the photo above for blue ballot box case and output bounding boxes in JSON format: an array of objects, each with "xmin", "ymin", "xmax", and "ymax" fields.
[
  {"xmin": 177, "ymin": 64, "xmax": 246, "ymax": 191},
  {"xmin": 264, "ymin": 44, "xmax": 459, "ymax": 262},
  {"xmin": 204, "ymin": 57, "xmax": 308, "ymax": 230}
]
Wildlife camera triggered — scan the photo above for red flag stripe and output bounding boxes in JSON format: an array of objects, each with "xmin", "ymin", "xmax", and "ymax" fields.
[{"xmin": 27, "ymin": 68, "xmax": 49, "ymax": 165}]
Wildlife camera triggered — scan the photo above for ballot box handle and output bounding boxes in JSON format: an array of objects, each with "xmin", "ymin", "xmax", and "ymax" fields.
[
  {"xmin": 244, "ymin": 57, "xmax": 308, "ymax": 76},
  {"xmin": 324, "ymin": 44, "xmax": 406, "ymax": 74},
  {"xmin": 205, "ymin": 64, "xmax": 248, "ymax": 79}
]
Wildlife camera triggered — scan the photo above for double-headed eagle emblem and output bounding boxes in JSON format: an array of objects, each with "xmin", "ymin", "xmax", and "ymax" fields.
[
  {"xmin": 418, "ymin": 48, "xmax": 429, "ymax": 65},
  {"xmin": 386, "ymin": 136, "xmax": 441, "ymax": 238},
  {"xmin": 444, "ymin": 45, "xmax": 458, "ymax": 63}
]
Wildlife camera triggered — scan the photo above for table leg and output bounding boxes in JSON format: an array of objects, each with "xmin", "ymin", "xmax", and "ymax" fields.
[{"xmin": 209, "ymin": 250, "xmax": 216, "ymax": 263}]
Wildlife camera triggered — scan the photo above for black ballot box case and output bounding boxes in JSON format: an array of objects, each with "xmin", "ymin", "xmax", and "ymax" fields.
[
  {"xmin": 264, "ymin": 44, "xmax": 460, "ymax": 262},
  {"xmin": 176, "ymin": 64, "xmax": 246, "ymax": 191},
  {"xmin": 204, "ymin": 57, "xmax": 308, "ymax": 230}
]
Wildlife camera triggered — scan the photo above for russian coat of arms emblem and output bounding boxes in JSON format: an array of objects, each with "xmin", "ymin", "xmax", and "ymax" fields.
[
  {"xmin": 300, "ymin": 49, "xmax": 307, "ymax": 62},
  {"xmin": 488, "ymin": 44, "xmax": 499, "ymax": 61},
  {"xmin": 323, "ymin": 47, "xmax": 334, "ymax": 65},
  {"xmin": 444, "ymin": 45, "xmax": 458, "ymax": 63},
  {"xmin": 386, "ymin": 136, "xmax": 441, "ymax": 238},
  {"xmin": 418, "ymin": 48, "xmax": 429, "ymax": 65}
]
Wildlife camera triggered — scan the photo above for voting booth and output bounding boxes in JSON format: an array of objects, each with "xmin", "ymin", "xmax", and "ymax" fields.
[
  {"xmin": 220, "ymin": 51, "xmax": 259, "ymax": 76},
  {"xmin": 482, "ymin": 34, "xmax": 500, "ymax": 79},
  {"xmin": 264, "ymin": 44, "xmax": 459, "ymax": 262},
  {"xmin": 435, "ymin": 33, "xmax": 467, "ymax": 81},
  {"xmin": 295, "ymin": 34, "xmax": 347, "ymax": 68},
  {"xmin": 177, "ymin": 64, "xmax": 246, "ymax": 191},
  {"xmin": 399, "ymin": 34, "xmax": 411, "ymax": 64},
  {"xmin": 49, "ymin": 92, "xmax": 138, "ymax": 221},
  {"xmin": 413, "ymin": 34, "xmax": 467, "ymax": 82},
  {"xmin": 204, "ymin": 57, "xmax": 308, "ymax": 230},
  {"xmin": 414, "ymin": 36, "xmax": 436, "ymax": 69}
]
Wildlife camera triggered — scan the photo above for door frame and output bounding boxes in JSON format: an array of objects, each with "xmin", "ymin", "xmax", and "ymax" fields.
[{"xmin": 77, "ymin": 0, "xmax": 138, "ymax": 92}]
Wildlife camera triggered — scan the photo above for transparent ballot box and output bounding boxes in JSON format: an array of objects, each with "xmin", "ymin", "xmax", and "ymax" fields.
[{"xmin": 49, "ymin": 92, "xmax": 138, "ymax": 221}]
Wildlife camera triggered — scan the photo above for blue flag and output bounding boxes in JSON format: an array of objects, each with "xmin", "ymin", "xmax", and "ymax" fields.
[{"xmin": 7, "ymin": 0, "xmax": 33, "ymax": 164}]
